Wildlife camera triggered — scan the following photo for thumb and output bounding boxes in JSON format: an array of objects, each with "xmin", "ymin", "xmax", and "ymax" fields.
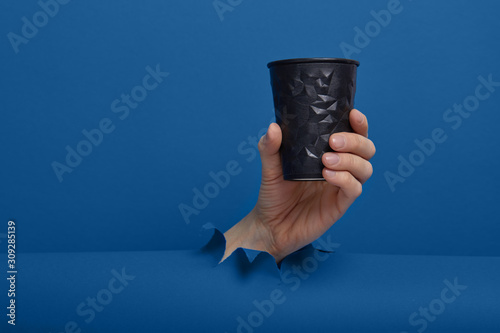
[{"xmin": 258, "ymin": 123, "xmax": 283, "ymax": 181}]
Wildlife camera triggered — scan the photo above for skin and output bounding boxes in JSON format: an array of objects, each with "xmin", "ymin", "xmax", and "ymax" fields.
[{"xmin": 222, "ymin": 109, "xmax": 376, "ymax": 263}]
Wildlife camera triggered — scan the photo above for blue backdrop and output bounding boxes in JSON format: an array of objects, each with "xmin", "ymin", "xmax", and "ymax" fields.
[{"xmin": 1, "ymin": 0, "xmax": 499, "ymax": 256}]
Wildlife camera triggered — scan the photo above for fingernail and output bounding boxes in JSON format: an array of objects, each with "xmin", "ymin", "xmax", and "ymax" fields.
[
  {"xmin": 324, "ymin": 169, "xmax": 336, "ymax": 178},
  {"xmin": 331, "ymin": 135, "xmax": 346, "ymax": 149},
  {"xmin": 325, "ymin": 153, "xmax": 340, "ymax": 166}
]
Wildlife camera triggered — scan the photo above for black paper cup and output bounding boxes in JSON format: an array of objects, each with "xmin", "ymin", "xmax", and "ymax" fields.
[{"xmin": 267, "ymin": 58, "xmax": 360, "ymax": 180}]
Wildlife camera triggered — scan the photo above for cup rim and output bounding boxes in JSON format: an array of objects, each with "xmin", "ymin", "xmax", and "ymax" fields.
[{"xmin": 267, "ymin": 57, "xmax": 360, "ymax": 68}]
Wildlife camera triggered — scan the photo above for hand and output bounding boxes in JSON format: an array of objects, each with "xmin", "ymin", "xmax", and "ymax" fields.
[{"xmin": 222, "ymin": 109, "xmax": 376, "ymax": 263}]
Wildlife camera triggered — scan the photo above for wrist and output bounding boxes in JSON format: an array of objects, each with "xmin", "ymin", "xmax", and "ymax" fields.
[{"xmin": 221, "ymin": 208, "xmax": 275, "ymax": 262}]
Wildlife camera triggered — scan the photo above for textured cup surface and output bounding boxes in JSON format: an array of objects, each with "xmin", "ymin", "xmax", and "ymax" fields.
[{"xmin": 268, "ymin": 58, "xmax": 359, "ymax": 180}]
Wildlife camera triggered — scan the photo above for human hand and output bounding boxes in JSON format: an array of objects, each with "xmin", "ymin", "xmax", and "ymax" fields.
[{"xmin": 222, "ymin": 109, "xmax": 376, "ymax": 263}]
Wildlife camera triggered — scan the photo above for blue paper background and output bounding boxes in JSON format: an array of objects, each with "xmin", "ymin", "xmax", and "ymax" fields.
[
  {"xmin": 4, "ymin": 245, "xmax": 500, "ymax": 332},
  {"xmin": 1, "ymin": 1, "xmax": 500, "ymax": 332},
  {"xmin": 1, "ymin": 0, "xmax": 499, "ymax": 256}
]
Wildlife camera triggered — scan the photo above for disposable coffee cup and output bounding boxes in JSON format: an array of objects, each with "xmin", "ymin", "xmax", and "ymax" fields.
[{"xmin": 267, "ymin": 57, "xmax": 360, "ymax": 180}]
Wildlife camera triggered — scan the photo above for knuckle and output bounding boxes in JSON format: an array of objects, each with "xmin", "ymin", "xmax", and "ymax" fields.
[
  {"xmin": 339, "ymin": 153, "xmax": 354, "ymax": 169},
  {"xmin": 352, "ymin": 134, "xmax": 363, "ymax": 151}
]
